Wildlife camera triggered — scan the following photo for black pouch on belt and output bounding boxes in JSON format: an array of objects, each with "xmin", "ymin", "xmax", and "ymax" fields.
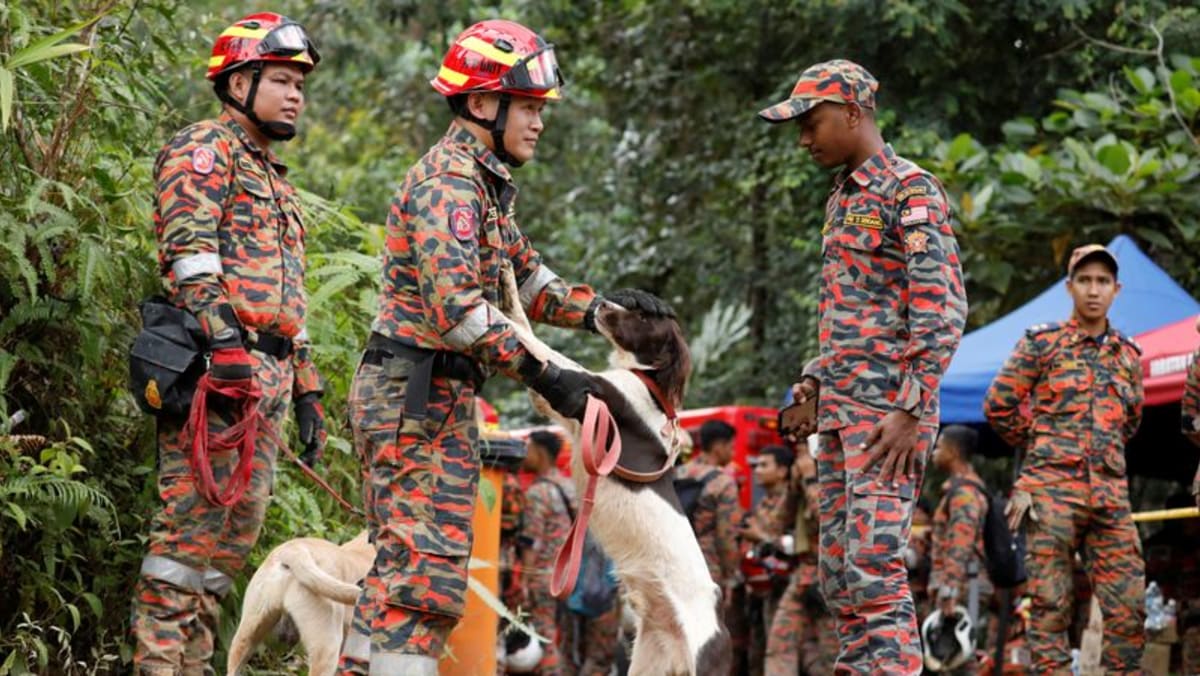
[{"xmin": 128, "ymin": 297, "xmax": 208, "ymax": 417}]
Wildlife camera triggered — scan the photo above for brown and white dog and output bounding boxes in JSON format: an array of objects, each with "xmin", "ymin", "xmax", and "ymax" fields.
[
  {"xmin": 498, "ymin": 266, "xmax": 731, "ymax": 675},
  {"xmin": 226, "ymin": 531, "xmax": 374, "ymax": 676}
]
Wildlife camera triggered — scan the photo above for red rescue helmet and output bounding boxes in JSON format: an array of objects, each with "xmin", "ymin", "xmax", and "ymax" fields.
[
  {"xmin": 207, "ymin": 12, "xmax": 319, "ymax": 142},
  {"xmin": 207, "ymin": 13, "xmax": 319, "ymax": 81},
  {"xmin": 431, "ymin": 19, "xmax": 562, "ymax": 101}
]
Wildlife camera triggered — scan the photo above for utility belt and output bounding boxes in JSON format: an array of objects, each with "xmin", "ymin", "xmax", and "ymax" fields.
[{"xmin": 362, "ymin": 332, "xmax": 484, "ymax": 421}]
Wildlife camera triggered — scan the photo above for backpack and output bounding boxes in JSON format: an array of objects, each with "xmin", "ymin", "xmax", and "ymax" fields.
[
  {"xmin": 673, "ymin": 469, "xmax": 722, "ymax": 527},
  {"xmin": 952, "ymin": 478, "xmax": 1027, "ymax": 589},
  {"xmin": 550, "ymin": 482, "xmax": 618, "ymax": 617}
]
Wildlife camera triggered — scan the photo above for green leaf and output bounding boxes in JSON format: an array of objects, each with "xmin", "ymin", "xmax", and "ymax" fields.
[
  {"xmin": 82, "ymin": 592, "xmax": 103, "ymax": 619},
  {"xmin": 1001, "ymin": 119, "xmax": 1037, "ymax": 141},
  {"xmin": 6, "ymin": 43, "xmax": 91, "ymax": 70},
  {"xmin": 478, "ymin": 475, "xmax": 497, "ymax": 513},
  {"xmin": 1170, "ymin": 69, "xmax": 1194, "ymax": 97},
  {"xmin": 1096, "ymin": 143, "xmax": 1131, "ymax": 176},
  {"xmin": 1137, "ymin": 227, "xmax": 1173, "ymax": 250},
  {"xmin": 0, "ymin": 67, "xmax": 12, "ymax": 132},
  {"xmin": 1124, "ymin": 66, "xmax": 1155, "ymax": 94},
  {"xmin": 5, "ymin": 502, "xmax": 28, "ymax": 530},
  {"xmin": 947, "ymin": 133, "xmax": 975, "ymax": 163}
]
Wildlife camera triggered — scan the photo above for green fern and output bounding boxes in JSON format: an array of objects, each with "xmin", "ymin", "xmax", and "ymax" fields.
[{"xmin": 0, "ymin": 473, "xmax": 119, "ymax": 536}]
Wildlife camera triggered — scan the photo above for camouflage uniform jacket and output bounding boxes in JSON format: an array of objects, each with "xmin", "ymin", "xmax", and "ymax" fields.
[
  {"xmin": 678, "ymin": 459, "xmax": 744, "ymax": 586},
  {"xmin": 984, "ymin": 319, "xmax": 1144, "ymax": 504},
  {"xmin": 154, "ymin": 112, "xmax": 319, "ymax": 394},
  {"xmin": 930, "ymin": 473, "xmax": 993, "ymax": 603},
  {"xmin": 1183, "ymin": 351, "xmax": 1200, "ymax": 437},
  {"xmin": 749, "ymin": 487, "xmax": 786, "ymax": 543},
  {"xmin": 816, "ymin": 144, "xmax": 966, "ymax": 431},
  {"xmin": 521, "ymin": 470, "xmax": 576, "ymax": 592},
  {"xmin": 370, "ymin": 121, "xmax": 596, "ymax": 377}
]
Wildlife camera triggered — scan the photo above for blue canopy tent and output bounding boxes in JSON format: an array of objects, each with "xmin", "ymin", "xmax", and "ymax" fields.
[{"xmin": 939, "ymin": 234, "xmax": 1200, "ymax": 424}]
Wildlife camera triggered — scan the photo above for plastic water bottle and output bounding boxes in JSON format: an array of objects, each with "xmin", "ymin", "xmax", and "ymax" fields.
[{"xmin": 1145, "ymin": 581, "xmax": 1166, "ymax": 632}]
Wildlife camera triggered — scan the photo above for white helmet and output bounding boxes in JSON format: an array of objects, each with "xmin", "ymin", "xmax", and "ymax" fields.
[
  {"xmin": 503, "ymin": 629, "xmax": 544, "ymax": 673},
  {"xmin": 921, "ymin": 605, "xmax": 974, "ymax": 672}
]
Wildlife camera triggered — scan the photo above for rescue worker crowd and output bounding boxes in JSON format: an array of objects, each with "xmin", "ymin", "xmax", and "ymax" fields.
[{"xmin": 126, "ymin": 9, "xmax": 1200, "ymax": 676}]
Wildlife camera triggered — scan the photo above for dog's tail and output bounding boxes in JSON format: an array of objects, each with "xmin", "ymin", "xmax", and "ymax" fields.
[{"xmin": 278, "ymin": 546, "xmax": 362, "ymax": 605}]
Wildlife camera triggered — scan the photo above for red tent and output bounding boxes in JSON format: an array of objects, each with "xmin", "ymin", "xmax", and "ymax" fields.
[{"xmin": 1137, "ymin": 315, "xmax": 1199, "ymax": 406}]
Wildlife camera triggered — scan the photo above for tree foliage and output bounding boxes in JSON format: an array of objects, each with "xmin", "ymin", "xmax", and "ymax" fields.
[{"xmin": 0, "ymin": 0, "xmax": 1197, "ymax": 672}]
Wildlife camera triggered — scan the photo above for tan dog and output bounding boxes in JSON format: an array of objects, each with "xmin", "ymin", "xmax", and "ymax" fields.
[{"xmin": 227, "ymin": 531, "xmax": 374, "ymax": 676}]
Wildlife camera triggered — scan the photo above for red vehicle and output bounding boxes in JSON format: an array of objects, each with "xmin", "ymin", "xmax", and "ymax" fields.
[{"xmin": 678, "ymin": 405, "xmax": 785, "ymax": 511}]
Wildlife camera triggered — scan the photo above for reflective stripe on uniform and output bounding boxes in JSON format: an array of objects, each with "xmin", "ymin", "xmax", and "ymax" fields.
[
  {"xmin": 203, "ymin": 568, "xmax": 234, "ymax": 597},
  {"xmin": 171, "ymin": 252, "xmax": 223, "ymax": 281},
  {"xmin": 342, "ymin": 628, "xmax": 371, "ymax": 662},
  {"xmin": 370, "ymin": 651, "xmax": 439, "ymax": 676},
  {"xmin": 518, "ymin": 264, "xmax": 557, "ymax": 310},
  {"xmin": 443, "ymin": 303, "xmax": 493, "ymax": 350},
  {"xmin": 140, "ymin": 555, "xmax": 205, "ymax": 592}
]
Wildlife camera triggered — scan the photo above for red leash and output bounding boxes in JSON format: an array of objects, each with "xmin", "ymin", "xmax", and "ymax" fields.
[
  {"xmin": 550, "ymin": 394, "xmax": 622, "ymax": 599},
  {"xmin": 186, "ymin": 375, "xmax": 363, "ymax": 516},
  {"xmin": 186, "ymin": 374, "xmax": 260, "ymax": 507}
]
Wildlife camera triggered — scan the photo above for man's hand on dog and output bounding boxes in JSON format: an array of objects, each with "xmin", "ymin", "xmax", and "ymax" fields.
[
  {"xmin": 861, "ymin": 410, "xmax": 920, "ymax": 487},
  {"xmin": 605, "ymin": 288, "xmax": 676, "ymax": 318}
]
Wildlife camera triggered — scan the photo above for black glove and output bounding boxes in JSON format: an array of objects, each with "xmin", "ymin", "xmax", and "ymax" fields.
[
  {"xmin": 294, "ymin": 392, "xmax": 326, "ymax": 466},
  {"xmin": 606, "ymin": 288, "xmax": 676, "ymax": 318},
  {"xmin": 520, "ymin": 358, "xmax": 594, "ymax": 421}
]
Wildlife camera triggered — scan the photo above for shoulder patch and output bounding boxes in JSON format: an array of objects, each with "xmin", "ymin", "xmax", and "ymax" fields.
[
  {"xmin": 448, "ymin": 204, "xmax": 477, "ymax": 242},
  {"xmin": 900, "ymin": 205, "xmax": 930, "ymax": 226},
  {"xmin": 904, "ymin": 229, "xmax": 929, "ymax": 253},
  {"xmin": 191, "ymin": 146, "xmax": 216, "ymax": 175},
  {"xmin": 896, "ymin": 184, "xmax": 929, "ymax": 201},
  {"xmin": 1026, "ymin": 322, "xmax": 1063, "ymax": 338}
]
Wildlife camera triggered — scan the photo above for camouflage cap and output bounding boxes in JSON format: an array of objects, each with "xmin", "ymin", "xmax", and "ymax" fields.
[
  {"xmin": 1067, "ymin": 244, "xmax": 1119, "ymax": 277},
  {"xmin": 758, "ymin": 59, "xmax": 878, "ymax": 124}
]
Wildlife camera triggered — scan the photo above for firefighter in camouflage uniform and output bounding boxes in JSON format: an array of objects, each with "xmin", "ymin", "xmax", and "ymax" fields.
[
  {"xmin": 761, "ymin": 59, "xmax": 967, "ymax": 674},
  {"xmin": 1180, "ymin": 316, "xmax": 1200, "ymax": 675},
  {"xmin": 131, "ymin": 12, "xmax": 326, "ymax": 675},
  {"xmin": 985, "ymin": 244, "xmax": 1146, "ymax": 674},
  {"xmin": 335, "ymin": 19, "xmax": 670, "ymax": 675}
]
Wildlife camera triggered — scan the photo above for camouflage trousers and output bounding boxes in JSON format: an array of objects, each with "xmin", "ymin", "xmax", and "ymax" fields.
[
  {"xmin": 1025, "ymin": 483, "xmax": 1144, "ymax": 674},
  {"xmin": 1183, "ymin": 620, "xmax": 1200, "ymax": 676},
  {"xmin": 525, "ymin": 586, "xmax": 564, "ymax": 673},
  {"xmin": 131, "ymin": 352, "xmax": 292, "ymax": 675},
  {"xmin": 561, "ymin": 601, "xmax": 621, "ymax": 676},
  {"xmin": 338, "ymin": 359, "xmax": 480, "ymax": 673},
  {"xmin": 765, "ymin": 559, "xmax": 837, "ymax": 676},
  {"xmin": 816, "ymin": 422, "xmax": 933, "ymax": 675}
]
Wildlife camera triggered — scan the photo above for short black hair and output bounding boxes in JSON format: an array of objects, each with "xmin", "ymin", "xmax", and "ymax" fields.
[
  {"xmin": 529, "ymin": 430, "xmax": 563, "ymax": 461},
  {"xmin": 699, "ymin": 420, "xmax": 736, "ymax": 451},
  {"xmin": 758, "ymin": 445, "xmax": 795, "ymax": 474},
  {"xmin": 939, "ymin": 425, "xmax": 978, "ymax": 460}
]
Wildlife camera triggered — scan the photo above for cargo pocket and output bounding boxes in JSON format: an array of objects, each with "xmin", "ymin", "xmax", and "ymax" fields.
[
  {"xmin": 383, "ymin": 514, "xmax": 473, "ymax": 619},
  {"xmin": 849, "ymin": 474, "xmax": 915, "ymax": 550}
]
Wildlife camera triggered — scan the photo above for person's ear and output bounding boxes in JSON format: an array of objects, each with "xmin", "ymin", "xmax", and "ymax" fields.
[
  {"xmin": 844, "ymin": 102, "xmax": 863, "ymax": 129},
  {"xmin": 468, "ymin": 92, "xmax": 497, "ymax": 121}
]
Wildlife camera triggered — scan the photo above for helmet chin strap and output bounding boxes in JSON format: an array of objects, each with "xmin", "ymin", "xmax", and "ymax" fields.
[
  {"xmin": 457, "ymin": 93, "xmax": 522, "ymax": 167},
  {"xmin": 218, "ymin": 64, "xmax": 297, "ymax": 142}
]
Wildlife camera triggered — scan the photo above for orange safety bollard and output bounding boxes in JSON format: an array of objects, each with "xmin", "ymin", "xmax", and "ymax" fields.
[{"xmin": 441, "ymin": 437, "xmax": 526, "ymax": 675}]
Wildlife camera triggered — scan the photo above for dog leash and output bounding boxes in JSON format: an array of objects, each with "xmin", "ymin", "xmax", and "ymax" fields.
[
  {"xmin": 186, "ymin": 375, "xmax": 363, "ymax": 517},
  {"xmin": 550, "ymin": 394, "xmax": 622, "ymax": 599}
]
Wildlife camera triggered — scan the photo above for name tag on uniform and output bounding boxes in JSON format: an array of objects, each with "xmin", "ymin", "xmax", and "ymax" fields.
[{"xmin": 842, "ymin": 213, "xmax": 884, "ymax": 229}]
